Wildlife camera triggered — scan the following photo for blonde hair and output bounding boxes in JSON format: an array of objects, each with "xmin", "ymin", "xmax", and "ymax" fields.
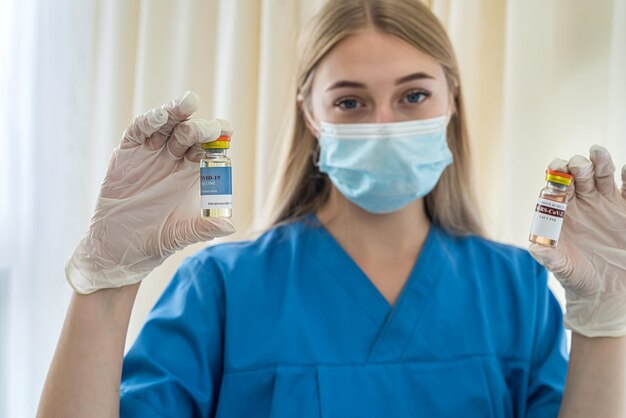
[{"xmin": 258, "ymin": 0, "xmax": 484, "ymax": 237}]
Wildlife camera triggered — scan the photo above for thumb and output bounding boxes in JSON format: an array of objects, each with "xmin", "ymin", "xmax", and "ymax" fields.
[
  {"xmin": 528, "ymin": 243, "xmax": 599, "ymax": 294},
  {"xmin": 528, "ymin": 243, "xmax": 572, "ymax": 279},
  {"xmin": 162, "ymin": 217, "xmax": 237, "ymax": 254},
  {"xmin": 194, "ymin": 217, "xmax": 238, "ymax": 240}
]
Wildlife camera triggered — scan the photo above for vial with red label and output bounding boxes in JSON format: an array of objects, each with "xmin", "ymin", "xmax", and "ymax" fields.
[{"xmin": 529, "ymin": 169, "xmax": 574, "ymax": 247}]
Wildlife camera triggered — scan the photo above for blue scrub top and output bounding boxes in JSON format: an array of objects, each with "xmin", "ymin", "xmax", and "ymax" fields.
[{"xmin": 120, "ymin": 213, "xmax": 568, "ymax": 417}]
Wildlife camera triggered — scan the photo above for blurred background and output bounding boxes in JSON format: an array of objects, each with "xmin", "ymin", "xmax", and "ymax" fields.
[{"xmin": 0, "ymin": 0, "xmax": 624, "ymax": 416}]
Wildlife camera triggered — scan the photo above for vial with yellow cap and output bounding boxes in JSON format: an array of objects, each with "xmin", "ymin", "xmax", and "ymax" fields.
[
  {"xmin": 200, "ymin": 130, "xmax": 232, "ymax": 218},
  {"xmin": 529, "ymin": 169, "xmax": 574, "ymax": 247}
]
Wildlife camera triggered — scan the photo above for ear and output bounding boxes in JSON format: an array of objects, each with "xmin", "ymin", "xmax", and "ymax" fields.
[
  {"xmin": 447, "ymin": 90, "xmax": 458, "ymax": 120},
  {"xmin": 297, "ymin": 94, "xmax": 319, "ymax": 137},
  {"xmin": 450, "ymin": 86, "xmax": 459, "ymax": 111},
  {"xmin": 296, "ymin": 93, "xmax": 304, "ymax": 111}
]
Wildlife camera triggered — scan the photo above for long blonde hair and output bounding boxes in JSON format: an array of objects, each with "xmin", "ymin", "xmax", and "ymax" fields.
[{"xmin": 259, "ymin": 0, "xmax": 484, "ymax": 237}]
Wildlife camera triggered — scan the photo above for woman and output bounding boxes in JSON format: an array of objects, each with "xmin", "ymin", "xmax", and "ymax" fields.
[{"xmin": 38, "ymin": 0, "xmax": 626, "ymax": 417}]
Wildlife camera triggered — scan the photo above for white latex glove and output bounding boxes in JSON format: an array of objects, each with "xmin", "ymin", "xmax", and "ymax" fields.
[
  {"xmin": 66, "ymin": 91, "xmax": 237, "ymax": 294},
  {"xmin": 528, "ymin": 145, "xmax": 626, "ymax": 337}
]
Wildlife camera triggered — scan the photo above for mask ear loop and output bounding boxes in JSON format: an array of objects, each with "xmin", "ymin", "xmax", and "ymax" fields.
[{"xmin": 311, "ymin": 141, "xmax": 321, "ymax": 168}]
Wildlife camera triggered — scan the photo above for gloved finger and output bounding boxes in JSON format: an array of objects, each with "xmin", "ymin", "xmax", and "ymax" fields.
[
  {"xmin": 528, "ymin": 243, "xmax": 576, "ymax": 286},
  {"xmin": 589, "ymin": 145, "xmax": 617, "ymax": 197},
  {"xmin": 182, "ymin": 119, "xmax": 232, "ymax": 163},
  {"xmin": 529, "ymin": 241, "xmax": 601, "ymax": 294},
  {"xmin": 194, "ymin": 217, "xmax": 237, "ymax": 240},
  {"xmin": 120, "ymin": 108, "xmax": 168, "ymax": 149},
  {"xmin": 567, "ymin": 154, "xmax": 596, "ymax": 198},
  {"xmin": 528, "ymin": 243, "xmax": 564, "ymax": 274},
  {"xmin": 168, "ymin": 119, "xmax": 222, "ymax": 159},
  {"xmin": 548, "ymin": 158, "xmax": 575, "ymax": 201},
  {"xmin": 548, "ymin": 158, "xmax": 569, "ymax": 172},
  {"xmin": 621, "ymin": 164, "xmax": 626, "ymax": 200},
  {"xmin": 163, "ymin": 217, "xmax": 237, "ymax": 253},
  {"xmin": 184, "ymin": 144, "xmax": 205, "ymax": 163},
  {"xmin": 148, "ymin": 90, "xmax": 201, "ymax": 149},
  {"xmin": 214, "ymin": 117, "xmax": 233, "ymax": 133}
]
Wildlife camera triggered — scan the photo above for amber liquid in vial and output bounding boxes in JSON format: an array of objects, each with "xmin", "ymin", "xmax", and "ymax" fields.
[{"xmin": 200, "ymin": 149, "xmax": 232, "ymax": 218}]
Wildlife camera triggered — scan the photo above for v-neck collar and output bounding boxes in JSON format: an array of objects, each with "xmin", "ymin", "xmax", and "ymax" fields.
[{"xmin": 302, "ymin": 212, "xmax": 452, "ymax": 361}]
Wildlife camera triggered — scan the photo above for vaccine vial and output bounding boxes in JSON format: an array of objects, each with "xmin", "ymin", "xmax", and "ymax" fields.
[
  {"xmin": 529, "ymin": 169, "xmax": 573, "ymax": 247},
  {"xmin": 200, "ymin": 130, "xmax": 233, "ymax": 218}
]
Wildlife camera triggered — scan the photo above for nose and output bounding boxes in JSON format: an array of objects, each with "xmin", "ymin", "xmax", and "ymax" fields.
[{"xmin": 373, "ymin": 105, "xmax": 396, "ymax": 124}]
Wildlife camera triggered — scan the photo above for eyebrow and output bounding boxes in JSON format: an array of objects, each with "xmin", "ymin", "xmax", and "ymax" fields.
[
  {"xmin": 325, "ymin": 72, "xmax": 435, "ymax": 91},
  {"xmin": 395, "ymin": 71, "xmax": 435, "ymax": 84}
]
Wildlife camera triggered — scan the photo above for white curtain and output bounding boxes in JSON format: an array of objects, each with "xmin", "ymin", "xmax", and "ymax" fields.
[
  {"xmin": 1, "ymin": 0, "xmax": 97, "ymax": 416},
  {"xmin": 1, "ymin": 0, "xmax": 624, "ymax": 416},
  {"xmin": 436, "ymin": 0, "xmax": 626, "ymax": 308}
]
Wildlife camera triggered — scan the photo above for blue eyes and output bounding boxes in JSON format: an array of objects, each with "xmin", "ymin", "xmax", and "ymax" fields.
[
  {"xmin": 334, "ymin": 90, "xmax": 429, "ymax": 110},
  {"xmin": 404, "ymin": 91, "xmax": 428, "ymax": 104},
  {"xmin": 337, "ymin": 98, "xmax": 360, "ymax": 110}
]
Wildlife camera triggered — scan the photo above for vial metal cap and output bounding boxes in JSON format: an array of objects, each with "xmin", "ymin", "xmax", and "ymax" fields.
[
  {"xmin": 545, "ymin": 169, "xmax": 573, "ymax": 186},
  {"xmin": 202, "ymin": 130, "xmax": 233, "ymax": 149}
]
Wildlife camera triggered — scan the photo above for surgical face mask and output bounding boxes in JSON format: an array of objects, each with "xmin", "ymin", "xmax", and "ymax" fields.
[{"xmin": 314, "ymin": 116, "xmax": 453, "ymax": 214}]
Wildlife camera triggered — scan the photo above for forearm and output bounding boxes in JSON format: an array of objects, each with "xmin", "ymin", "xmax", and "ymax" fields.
[
  {"xmin": 559, "ymin": 333, "xmax": 626, "ymax": 418},
  {"xmin": 37, "ymin": 282, "xmax": 141, "ymax": 418}
]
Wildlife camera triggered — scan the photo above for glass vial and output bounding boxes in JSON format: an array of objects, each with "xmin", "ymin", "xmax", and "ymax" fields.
[
  {"xmin": 529, "ymin": 169, "xmax": 573, "ymax": 247},
  {"xmin": 200, "ymin": 130, "xmax": 233, "ymax": 218}
]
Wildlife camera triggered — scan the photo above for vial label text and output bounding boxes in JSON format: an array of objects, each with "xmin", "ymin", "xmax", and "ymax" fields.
[
  {"xmin": 200, "ymin": 166, "xmax": 232, "ymax": 209},
  {"xmin": 529, "ymin": 198, "xmax": 567, "ymax": 241}
]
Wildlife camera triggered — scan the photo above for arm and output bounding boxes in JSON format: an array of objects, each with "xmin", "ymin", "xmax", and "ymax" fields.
[
  {"xmin": 558, "ymin": 334, "xmax": 626, "ymax": 418},
  {"xmin": 37, "ymin": 283, "xmax": 140, "ymax": 418},
  {"xmin": 527, "ymin": 147, "xmax": 626, "ymax": 417},
  {"xmin": 37, "ymin": 91, "xmax": 235, "ymax": 416}
]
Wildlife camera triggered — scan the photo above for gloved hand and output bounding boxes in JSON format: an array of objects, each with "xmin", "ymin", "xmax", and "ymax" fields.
[
  {"xmin": 528, "ymin": 145, "xmax": 626, "ymax": 337},
  {"xmin": 66, "ymin": 91, "xmax": 237, "ymax": 294}
]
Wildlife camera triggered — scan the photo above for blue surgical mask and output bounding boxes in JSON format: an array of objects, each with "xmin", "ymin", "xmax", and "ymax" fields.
[{"xmin": 315, "ymin": 116, "xmax": 453, "ymax": 214}]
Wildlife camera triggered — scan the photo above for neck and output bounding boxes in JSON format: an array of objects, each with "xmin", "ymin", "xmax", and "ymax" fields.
[{"xmin": 316, "ymin": 187, "xmax": 431, "ymax": 264}]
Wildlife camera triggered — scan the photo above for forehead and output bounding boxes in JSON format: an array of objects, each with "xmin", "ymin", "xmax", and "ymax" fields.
[{"xmin": 314, "ymin": 28, "xmax": 445, "ymax": 86}]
